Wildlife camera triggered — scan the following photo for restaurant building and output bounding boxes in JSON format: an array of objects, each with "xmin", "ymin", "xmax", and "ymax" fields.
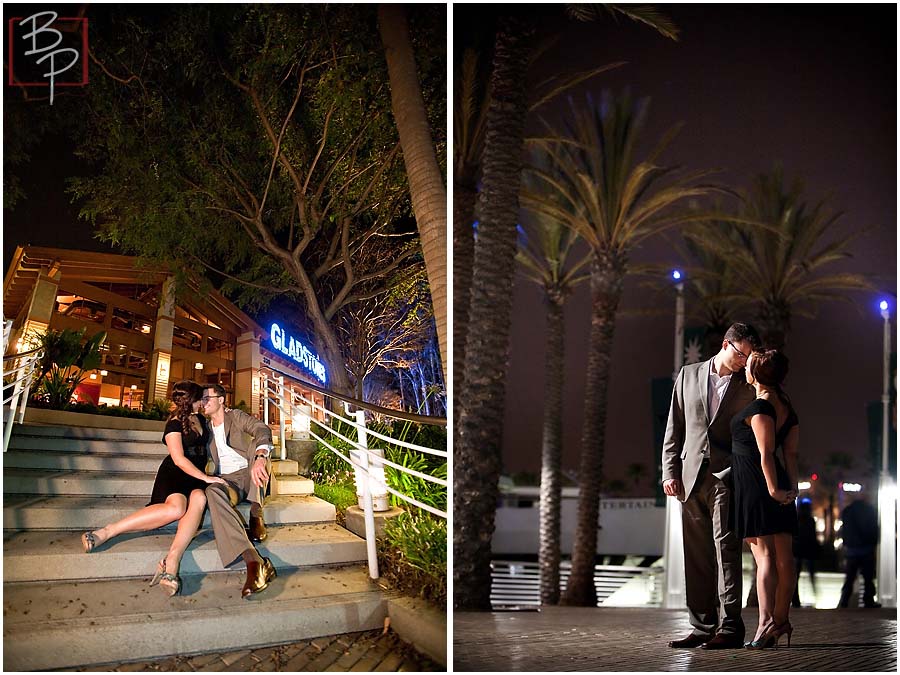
[{"xmin": 3, "ymin": 246, "xmax": 327, "ymax": 426}]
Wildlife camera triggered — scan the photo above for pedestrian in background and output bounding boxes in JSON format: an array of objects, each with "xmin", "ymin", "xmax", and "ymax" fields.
[
  {"xmin": 792, "ymin": 499, "xmax": 820, "ymax": 607},
  {"xmin": 838, "ymin": 491, "xmax": 882, "ymax": 608}
]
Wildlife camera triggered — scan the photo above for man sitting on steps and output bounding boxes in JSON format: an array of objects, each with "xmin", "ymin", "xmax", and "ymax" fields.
[{"xmin": 201, "ymin": 384, "xmax": 276, "ymax": 598}]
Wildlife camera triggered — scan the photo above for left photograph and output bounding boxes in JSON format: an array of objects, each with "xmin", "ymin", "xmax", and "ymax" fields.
[{"xmin": 3, "ymin": 4, "xmax": 446, "ymax": 671}]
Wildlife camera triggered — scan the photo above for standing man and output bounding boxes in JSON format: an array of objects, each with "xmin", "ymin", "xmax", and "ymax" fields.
[
  {"xmin": 662, "ymin": 322, "xmax": 761, "ymax": 649},
  {"xmin": 838, "ymin": 491, "xmax": 881, "ymax": 608},
  {"xmin": 202, "ymin": 384, "xmax": 277, "ymax": 598}
]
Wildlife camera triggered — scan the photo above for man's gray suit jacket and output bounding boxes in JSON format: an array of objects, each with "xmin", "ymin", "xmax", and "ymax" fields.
[{"xmin": 661, "ymin": 358, "xmax": 755, "ymax": 501}]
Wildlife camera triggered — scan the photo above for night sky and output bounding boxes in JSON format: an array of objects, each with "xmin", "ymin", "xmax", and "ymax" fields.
[{"xmin": 493, "ymin": 4, "xmax": 897, "ymax": 489}]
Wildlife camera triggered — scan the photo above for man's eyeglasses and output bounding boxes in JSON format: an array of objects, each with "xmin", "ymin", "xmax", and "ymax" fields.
[
  {"xmin": 200, "ymin": 395, "xmax": 223, "ymax": 403},
  {"xmin": 727, "ymin": 340, "xmax": 748, "ymax": 359}
]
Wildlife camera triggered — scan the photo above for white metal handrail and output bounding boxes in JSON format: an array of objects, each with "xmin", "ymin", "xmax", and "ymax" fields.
[
  {"xmin": 259, "ymin": 370, "xmax": 447, "ymax": 580},
  {"xmin": 3, "ymin": 347, "xmax": 43, "ymax": 453}
]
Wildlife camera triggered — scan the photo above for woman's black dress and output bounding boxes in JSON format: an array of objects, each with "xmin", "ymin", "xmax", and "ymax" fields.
[
  {"xmin": 731, "ymin": 398, "xmax": 799, "ymax": 540},
  {"xmin": 147, "ymin": 415, "xmax": 209, "ymax": 505}
]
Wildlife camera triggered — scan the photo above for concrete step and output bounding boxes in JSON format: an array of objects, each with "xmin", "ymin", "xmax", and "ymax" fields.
[
  {"xmin": 4, "ymin": 466, "xmax": 315, "ymax": 498},
  {"xmin": 7, "ymin": 434, "xmax": 167, "ymax": 456},
  {"xmin": 4, "ymin": 449, "xmax": 164, "ymax": 473},
  {"xmin": 4, "ymin": 467, "xmax": 158, "ymax": 496},
  {"xmin": 13, "ymin": 423, "xmax": 164, "ymax": 442},
  {"xmin": 3, "ymin": 565, "xmax": 388, "ymax": 671},
  {"xmin": 3, "ymin": 494, "xmax": 336, "ymax": 530},
  {"xmin": 4, "ymin": 523, "xmax": 367, "ymax": 582}
]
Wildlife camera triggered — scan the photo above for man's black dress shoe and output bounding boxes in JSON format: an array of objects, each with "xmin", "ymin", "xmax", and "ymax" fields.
[
  {"xmin": 668, "ymin": 634, "xmax": 710, "ymax": 648},
  {"xmin": 242, "ymin": 556, "xmax": 276, "ymax": 598},
  {"xmin": 248, "ymin": 514, "xmax": 268, "ymax": 542},
  {"xmin": 700, "ymin": 633, "xmax": 744, "ymax": 650}
]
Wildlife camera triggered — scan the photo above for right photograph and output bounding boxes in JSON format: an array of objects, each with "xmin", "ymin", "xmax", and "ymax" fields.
[{"xmin": 452, "ymin": 4, "xmax": 897, "ymax": 672}]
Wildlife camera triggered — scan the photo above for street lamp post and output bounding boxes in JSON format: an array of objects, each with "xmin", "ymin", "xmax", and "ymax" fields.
[
  {"xmin": 663, "ymin": 271, "xmax": 686, "ymax": 608},
  {"xmin": 877, "ymin": 300, "xmax": 896, "ymax": 607}
]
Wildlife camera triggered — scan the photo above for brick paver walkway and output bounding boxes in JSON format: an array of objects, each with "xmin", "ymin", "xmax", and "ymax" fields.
[
  {"xmin": 453, "ymin": 606, "xmax": 896, "ymax": 671},
  {"xmin": 63, "ymin": 628, "xmax": 441, "ymax": 672}
]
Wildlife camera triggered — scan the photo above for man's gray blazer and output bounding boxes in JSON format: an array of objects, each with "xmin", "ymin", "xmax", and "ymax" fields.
[{"xmin": 661, "ymin": 358, "xmax": 755, "ymax": 501}]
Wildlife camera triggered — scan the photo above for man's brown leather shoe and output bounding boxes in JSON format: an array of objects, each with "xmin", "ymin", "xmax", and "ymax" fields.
[
  {"xmin": 700, "ymin": 633, "xmax": 744, "ymax": 650},
  {"xmin": 242, "ymin": 556, "xmax": 276, "ymax": 599},
  {"xmin": 248, "ymin": 514, "xmax": 267, "ymax": 542},
  {"xmin": 668, "ymin": 634, "xmax": 710, "ymax": 648}
]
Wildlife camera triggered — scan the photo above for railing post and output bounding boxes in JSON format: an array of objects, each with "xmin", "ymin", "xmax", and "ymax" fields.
[
  {"xmin": 262, "ymin": 372, "xmax": 269, "ymax": 426},
  {"xmin": 4, "ymin": 358, "xmax": 24, "ymax": 453},
  {"xmin": 355, "ymin": 409, "xmax": 379, "ymax": 579},
  {"xmin": 278, "ymin": 375, "xmax": 287, "ymax": 461},
  {"xmin": 17, "ymin": 359, "xmax": 35, "ymax": 424}
]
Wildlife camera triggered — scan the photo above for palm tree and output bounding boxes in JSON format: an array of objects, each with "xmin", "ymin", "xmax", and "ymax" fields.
[
  {"xmin": 684, "ymin": 166, "xmax": 875, "ymax": 350},
  {"xmin": 378, "ymin": 5, "xmax": 447, "ymax": 383},
  {"xmin": 454, "ymin": 4, "xmax": 679, "ymax": 613},
  {"xmin": 518, "ymin": 184, "xmax": 591, "ymax": 605},
  {"xmin": 523, "ymin": 91, "xmax": 718, "ymax": 606}
]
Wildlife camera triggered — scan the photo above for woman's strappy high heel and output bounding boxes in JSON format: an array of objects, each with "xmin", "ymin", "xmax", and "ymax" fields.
[
  {"xmin": 744, "ymin": 619, "xmax": 777, "ymax": 650},
  {"xmin": 772, "ymin": 620, "xmax": 793, "ymax": 648}
]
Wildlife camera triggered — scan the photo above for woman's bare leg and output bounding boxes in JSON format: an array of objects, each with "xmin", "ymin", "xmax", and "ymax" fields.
[
  {"xmin": 748, "ymin": 536, "xmax": 777, "ymax": 640},
  {"xmin": 164, "ymin": 489, "xmax": 207, "ymax": 575},
  {"xmin": 772, "ymin": 533, "xmax": 795, "ymax": 625},
  {"xmin": 90, "ymin": 494, "xmax": 187, "ymax": 547}
]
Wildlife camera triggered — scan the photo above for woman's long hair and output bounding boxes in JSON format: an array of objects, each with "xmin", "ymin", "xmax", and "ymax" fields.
[
  {"xmin": 749, "ymin": 349, "xmax": 792, "ymax": 407},
  {"xmin": 169, "ymin": 380, "xmax": 203, "ymax": 434}
]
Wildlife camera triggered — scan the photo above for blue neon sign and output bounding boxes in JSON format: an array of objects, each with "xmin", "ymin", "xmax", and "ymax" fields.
[{"xmin": 269, "ymin": 323, "xmax": 327, "ymax": 384}]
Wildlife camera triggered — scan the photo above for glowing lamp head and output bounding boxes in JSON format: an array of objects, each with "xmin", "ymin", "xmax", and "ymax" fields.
[
  {"xmin": 672, "ymin": 270, "xmax": 682, "ymax": 281},
  {"xmin": 880, "ymin": 300, "xmax": 889, "ymax": 312}
]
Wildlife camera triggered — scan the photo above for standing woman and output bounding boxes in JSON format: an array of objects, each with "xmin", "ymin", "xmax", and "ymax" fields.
[
  {"xmin": 731, "ymin": 349, "xmax": 799, "ymax": 648},
  {"xmin": 80, "ymin": 380, "xmax": 226, "ymax": 596}
]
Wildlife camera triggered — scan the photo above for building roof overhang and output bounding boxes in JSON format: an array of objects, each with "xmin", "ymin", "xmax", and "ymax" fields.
[{"xmin": 4, "ymin": 245, "xmax": 267, "ymax": 339}]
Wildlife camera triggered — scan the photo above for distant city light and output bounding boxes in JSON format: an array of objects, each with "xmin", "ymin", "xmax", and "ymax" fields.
[
  {"xmin": 842, "ymin": 482, "xmax": 863, "ymax": 493},
  {"xmin": 798, "ymin": 481, "xmax": 812, "ymax": 490}
]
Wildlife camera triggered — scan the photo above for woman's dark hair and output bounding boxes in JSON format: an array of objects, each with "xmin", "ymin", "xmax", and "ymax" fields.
[
  {"xmin": 170, "ymin": 380, "xmax": 203, "ymax": 433},
  {"xmin": 749, "ymin": 349, "xmax": 791, "ymax": 405}
]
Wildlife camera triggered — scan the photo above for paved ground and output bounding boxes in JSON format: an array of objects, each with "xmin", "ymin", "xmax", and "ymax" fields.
[
  {"xmin": 453, "ymin": 606, "xmax": 897, "ymax": 671},
  {"xmin": 61, "ymin": 628, "xmax": 442, "ymax": 672}
]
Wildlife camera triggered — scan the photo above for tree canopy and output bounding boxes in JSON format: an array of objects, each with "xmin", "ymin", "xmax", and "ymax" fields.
[{"xmin": 56, "ymin": 4, "xmax": 445, "ymax": 395}]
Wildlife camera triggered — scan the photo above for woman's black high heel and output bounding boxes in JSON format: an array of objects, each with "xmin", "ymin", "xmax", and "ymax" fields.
[
  {"xmin": 772, "ymin": 620, "xmax": 793, "ymax": 648},
  {"xmin": 745, "ymin": 619, "xmax": 777, "ymax": 650}
]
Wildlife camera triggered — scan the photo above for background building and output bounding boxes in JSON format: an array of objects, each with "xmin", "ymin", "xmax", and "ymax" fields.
[{"xmin": 4, "ymin": 246, "xmax": 326, "ymax": 426}]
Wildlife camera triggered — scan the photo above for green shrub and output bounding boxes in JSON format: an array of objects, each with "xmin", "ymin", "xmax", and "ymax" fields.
[
  {"xmin": 147, "ymin": 398, "xmax": 173, "ymax": 421},
  {"xmin": 378, "ymin": 510, "xmax": 446, "ymax": 606}
]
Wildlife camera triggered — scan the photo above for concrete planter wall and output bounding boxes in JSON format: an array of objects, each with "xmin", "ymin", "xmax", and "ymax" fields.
[{"xmin": 23, "ymin": 407, "xmax": 167, "ymax": 432}]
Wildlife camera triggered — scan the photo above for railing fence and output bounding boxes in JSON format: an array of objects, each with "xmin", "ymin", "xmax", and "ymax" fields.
[{"xmin": 259, "ymin": 370, "xmax": 447, "ymax": 580}]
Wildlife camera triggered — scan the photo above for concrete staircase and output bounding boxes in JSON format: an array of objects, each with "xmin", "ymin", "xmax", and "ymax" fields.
[{"xmin": 3, "ymin": 421, "xmax": 388, "ymax": 671}]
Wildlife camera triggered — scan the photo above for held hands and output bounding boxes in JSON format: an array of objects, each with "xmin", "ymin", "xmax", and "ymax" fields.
[
  {"xmin": 251, "ymin": 456, "xmax": 269, "ymax": 488},
  {"xmin": 769, "ymin": 487, "xmax": 797, "ymax": 505}
]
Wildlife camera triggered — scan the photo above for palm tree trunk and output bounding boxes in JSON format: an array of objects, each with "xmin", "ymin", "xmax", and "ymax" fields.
[
  {"xmin": 562, "ymin": 251, "xmax": 626, "ymax": 606},
  {"xmin": 453, "ymin": 183, "xmax": 477, "ymax": 421},
  {"xmin": 378, "ymin": 4, "xmax": 447, "ymax": 384},
  {"xmin": 539, "ymin": 293, "xmax": 565, "ymax": 605},
  {"xmin": 454, "ymin": 14, "xmax": 535, "ymax": 611}
]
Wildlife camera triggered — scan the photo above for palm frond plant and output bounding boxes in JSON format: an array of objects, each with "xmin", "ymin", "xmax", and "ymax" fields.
[
  {"xmin": 30, "ymin": 328, "xmax": 107, "ymax": 409},
  {"xmin": 684, "ymin": 166, "xmax": 875, "ymax": 349},
  {"xmin": 522, "ymin": 90, "xmax": 720, "ymax": 606}
]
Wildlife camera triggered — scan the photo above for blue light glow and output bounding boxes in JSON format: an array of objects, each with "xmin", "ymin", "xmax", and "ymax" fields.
[
  {"xmin": 880, "ymin": 300, "xmax": 889, "ymax": 311},
  {"xmin": 672, "ymin": 270, "xmax": 682, "ymax": 281}
]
